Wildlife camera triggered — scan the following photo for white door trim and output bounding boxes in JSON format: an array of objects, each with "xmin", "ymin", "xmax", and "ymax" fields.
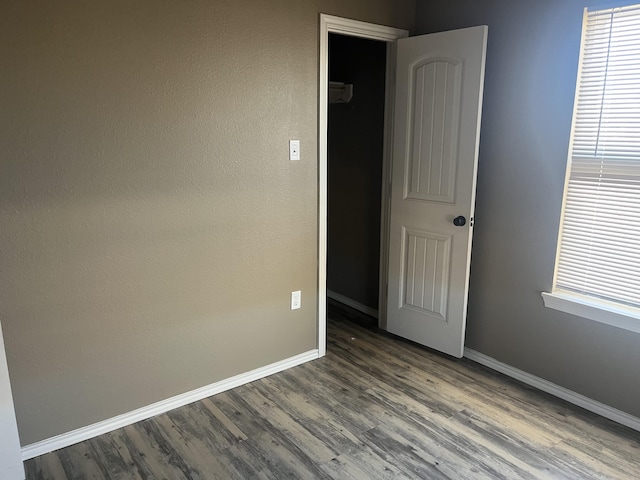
[
  {"xmin": 318, "ymin": 14, "xmax": 408, "ymax": 356},
  {"xmin": 0, "ymin": 323, "xmax": 24, "ymax": 479}
]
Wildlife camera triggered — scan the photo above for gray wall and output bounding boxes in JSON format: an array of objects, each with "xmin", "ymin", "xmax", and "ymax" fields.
[
  {"xmin": 0, "ymin": 0, "xmax": 415, "ymax": 445},
  {"xmin": 416, "ymin": 0, "xmax": 640, "ymax": 417},
  {"xmin": 328, "ymin": 34, "xmax": 387, "ymax": 311}
]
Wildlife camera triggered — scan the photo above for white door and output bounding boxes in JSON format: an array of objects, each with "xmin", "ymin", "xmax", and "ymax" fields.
[{"xmin": 386, "ymin": 26, "xmax": 487, "ymax": 358}]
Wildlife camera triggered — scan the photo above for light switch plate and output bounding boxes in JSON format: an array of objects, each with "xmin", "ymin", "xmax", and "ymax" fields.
[
  {"xmin": 291, "ymin": 290, "xmax": 301, "ymax": 310},
  {"xmin": 289, "ymin": 140, "xmax": 300, "ymax": 161}
]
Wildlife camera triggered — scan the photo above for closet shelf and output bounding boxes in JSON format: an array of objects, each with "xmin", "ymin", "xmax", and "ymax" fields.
[{"xmin": 329, "ymin": 81, "xmax": 353, "ymax": 104}]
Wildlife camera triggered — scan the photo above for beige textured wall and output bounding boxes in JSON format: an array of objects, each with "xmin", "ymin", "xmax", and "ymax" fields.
[
  {"xmin": 0, "ymin": 0, "xmax": 414, "ymax": 445},
  {"xmin": 415, "ymin": 0, "xmax": 640, "ymax": 417}
]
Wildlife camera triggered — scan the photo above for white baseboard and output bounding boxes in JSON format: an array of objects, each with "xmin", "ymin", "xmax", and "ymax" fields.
[
  {"xmin": 21, "ymin": 349, "xmax": 319, "ymax": 460},
  {"xmin": 327, "ymin": 290, "xmax": 378, "ymax": 319},
  {"xmin": 464, "ymin": 348, "xmax": 640, "ymax": 433}
]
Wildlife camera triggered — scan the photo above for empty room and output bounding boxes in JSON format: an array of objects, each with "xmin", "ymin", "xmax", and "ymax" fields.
[{"xmin": 1, "ymin": 0, "xmax": 639, "ymax": 479}]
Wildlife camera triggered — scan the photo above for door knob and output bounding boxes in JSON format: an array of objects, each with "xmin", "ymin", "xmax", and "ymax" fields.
[{"xmin": 453, "ymin": 216, "xmax": 466, "ymax": 227}]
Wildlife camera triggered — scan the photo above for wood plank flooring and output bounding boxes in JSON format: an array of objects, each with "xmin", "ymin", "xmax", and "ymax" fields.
[{"xmin": 25, "ymin": 300, "xmax": 640, "ymax": 479}]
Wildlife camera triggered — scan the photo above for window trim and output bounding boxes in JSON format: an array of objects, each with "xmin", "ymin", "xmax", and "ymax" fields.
[{"xmin": 542, "ymin": 291, "xmax": 640, "ymax": 334}]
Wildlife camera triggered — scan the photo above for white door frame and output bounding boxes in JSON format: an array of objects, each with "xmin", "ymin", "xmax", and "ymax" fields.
[
  {"xmin": 0, "ymin": 323, "xmax": 24, "ymax": 479},
  {"xmin": 318, "ymin": 14, "xmax": 408, "ymax": 356}
]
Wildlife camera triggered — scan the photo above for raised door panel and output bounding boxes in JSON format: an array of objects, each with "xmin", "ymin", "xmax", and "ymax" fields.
[
  {"xmin": 405, "ymin": 58, "xmax": 462, "ymax": 204},
  {"xmin": 401, "ymin": 227, "xmax": 451, "ymax": 322}
]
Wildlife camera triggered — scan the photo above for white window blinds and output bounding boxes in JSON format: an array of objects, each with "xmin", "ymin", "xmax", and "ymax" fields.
[{"xmin": 554, "ymin": 4, "xmax": 640, "ymax": 309}]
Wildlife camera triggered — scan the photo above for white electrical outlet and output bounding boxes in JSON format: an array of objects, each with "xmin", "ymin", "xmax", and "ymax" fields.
[
  {"xmin": 291, "ymin": 290, "xmax": 301, "ymax": 310},
  {"xmin": 289, "ymin": 140, "xmax": 300, "ymax": 161}
]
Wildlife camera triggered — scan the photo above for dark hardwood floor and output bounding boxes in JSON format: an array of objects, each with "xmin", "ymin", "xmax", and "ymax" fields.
[{"xmin": 25, "ymin": 300, "xmax": 640, "ymax": 479}]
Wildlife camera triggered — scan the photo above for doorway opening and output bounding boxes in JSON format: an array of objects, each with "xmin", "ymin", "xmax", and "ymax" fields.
[
  {"xmin": 326, "ymin": 33, "xmax": 387, "ymax": 330},
  {"xmin": 320, "ymin": 17, "xmax": 488, "ymax": 359},
  {"xmin": 317, "ymin": 15, "xmax": 408, "ymax": 356}
]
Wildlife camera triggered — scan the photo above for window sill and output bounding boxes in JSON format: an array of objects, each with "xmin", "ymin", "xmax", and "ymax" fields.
[{"xmin": 541, "ymin": 291, "xmax": 640, "ymax": 334}]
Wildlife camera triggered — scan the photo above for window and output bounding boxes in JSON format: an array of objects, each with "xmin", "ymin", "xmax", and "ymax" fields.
[{"xmin": 542, "ymin": 3, "xmax": 640, "ymax": 333}]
